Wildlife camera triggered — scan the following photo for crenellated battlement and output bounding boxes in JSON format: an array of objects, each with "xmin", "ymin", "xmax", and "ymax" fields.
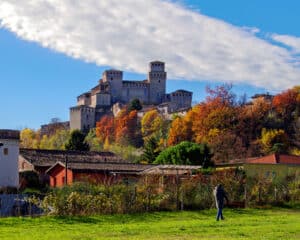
[{"xmin": 70, "ymin": 61, "xmax": 192, "ymax": 131}]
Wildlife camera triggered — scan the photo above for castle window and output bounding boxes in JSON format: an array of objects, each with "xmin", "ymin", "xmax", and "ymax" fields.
[
  {"xmin": 158, "ymin": 80, "xmax": 160, "ymax": 83},
  {"xmin": 111, "ymin": 77, "xmax": 113, "ymax": 81}
]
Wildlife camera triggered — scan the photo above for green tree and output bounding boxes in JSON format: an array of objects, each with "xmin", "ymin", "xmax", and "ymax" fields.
[
  {"xmin": 65, "ymin": 130, "xmax": 90, "ymax": 151},
  {"xmin": 128, "ymin": 98, "xmax": 142, "ymax": 112},
  {"xmin": 85, "ymin": 128, "xmax": 103, "ymax": 151},
  {"xmin": 154, "ymin": 141, "xmax": 213, "ymax": 167},
  {"xmin": 140, "ymin": 136, "xmax": 161, "ymax": 163},
  {"xmin": 48, "ymin": 129, "xmax": 71, "ymax": 150}
]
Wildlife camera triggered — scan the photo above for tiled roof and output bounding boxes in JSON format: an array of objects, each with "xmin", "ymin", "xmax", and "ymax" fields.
[
  {"xmin": 246, "ymin": 154, "xmax": 300, "ymax": 165},
  {"xmin": 47, "ymin": 161, "xmax": 153, "ymax": 174},
  {"xmin": 20, "ymin": 149, "xmax": 125, "ymax": 167},
  {"xmin": 215, "ymin": 154, "xmax": 300, "ymax": 167},
  {"xmin": 141, "ymin": 165, "xmax": 201, "ymax": 175},
  {"xmin": 0, "ymin": 130, "xmax": 20, "ymax": 140}
]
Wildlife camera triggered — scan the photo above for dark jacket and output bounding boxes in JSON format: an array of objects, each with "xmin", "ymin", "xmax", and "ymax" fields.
[{"xmin": 213, "ymin": 185, "xmax": 228, "ymax": 209}]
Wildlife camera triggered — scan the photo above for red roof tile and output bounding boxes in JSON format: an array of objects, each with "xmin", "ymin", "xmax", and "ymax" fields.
[{"xmin": 246, "ymin": 154, "xmax": 300, "ymax": 165}]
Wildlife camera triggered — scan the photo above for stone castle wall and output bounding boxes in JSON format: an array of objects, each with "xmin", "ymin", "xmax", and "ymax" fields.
[
  {"xmin": 69, "ymin": 61, "xmax": 192, "ymax": 131},
  {"xmin": 121, "ymin": 82, "xmax": 149, "ymax": 104}
]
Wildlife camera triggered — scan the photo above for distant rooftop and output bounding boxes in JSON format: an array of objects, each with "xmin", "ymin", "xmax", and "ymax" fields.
[
  {"xmin": 0, "ymin": 129, "xmax": 20, "ymax": 140},
  {"xmin": 20, "ymin": 149, "xmax": 125, "ymax": 168}
]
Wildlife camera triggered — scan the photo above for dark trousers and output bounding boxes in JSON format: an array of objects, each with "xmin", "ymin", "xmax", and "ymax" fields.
[{"xmin": 216, "ymin": 207, "xmax": 224, "ymax": 220}]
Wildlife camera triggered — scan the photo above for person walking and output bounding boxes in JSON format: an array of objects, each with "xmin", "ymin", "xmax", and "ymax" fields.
[{"xmin": 213, "ymin": 184, "xmax": 229, "ymax": 221}]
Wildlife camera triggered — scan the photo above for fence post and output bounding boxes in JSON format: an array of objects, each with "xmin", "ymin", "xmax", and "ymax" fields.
[
  {"xmin": 244, "ymin": 184, "xmax": 247, "ymax": 208},
  {"xmin": 176, "ymin": 169, "xmax": 180, "ymax": 210}
]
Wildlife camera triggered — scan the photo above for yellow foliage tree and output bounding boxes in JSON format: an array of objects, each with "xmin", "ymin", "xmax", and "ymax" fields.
[
  {"xmin": 260, "ymin": 128, "xmax": 289, "ymax": 154},
  {"xmin": 20, "ymin": 128, "xmax": 39, "ymax": 148},
  {"xmin": 141, "ymin": 109, "xmax": 163, "ymax": 141}
]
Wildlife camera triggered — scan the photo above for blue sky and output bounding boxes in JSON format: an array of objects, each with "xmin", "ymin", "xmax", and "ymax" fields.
[{"xmin": 0, "ymin": 0, "xmax": 300, "ymax": 130}]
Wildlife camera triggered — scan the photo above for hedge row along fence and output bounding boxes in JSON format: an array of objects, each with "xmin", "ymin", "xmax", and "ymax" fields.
[{"xmin": 28, "ymin": 168, "xmax": 300, "ymax": 216}]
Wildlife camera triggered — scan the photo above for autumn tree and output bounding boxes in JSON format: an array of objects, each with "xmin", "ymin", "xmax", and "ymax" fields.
[
  {"xmin": 192, "ymin": 84, "xmax": 237, "ymax": 143},
  {"xmin": 96, "ymin": 115, "xmax": 115, "ymax": 143},
  {"xmin": 273, "ymin": 88, "xmax": 299, "ymax": 118},
  {"xmin": 141, "ymin": 109, "xmax": 164, "ymax": 141},
  {"xmin": 20, "ymin": 128, "xmax": 39, "ymax": 149},
  {"xmin": 207, "ymin": 130, "xmax": 247, "ymax": 163},
  {"xmin": 167, "ymin": 116, "xmax": 192, "ymax": 146},
  {"xmin": 48, "ymin": 129, "xmax": 71, "ymax": 150},
  {"xmin": 236, "ymin": 96, "xmax": 272, "ymax": 156},
  {"xmin": 39, "ymin": 135, "xmax": 50, "ymax": 149},
  {"xmin": 259, "ymin": 128, "xmax": 289, "ymax": 154},
  {"xmin": 115, "ymin": 110, "xmax": 142, "ymax": 147}
]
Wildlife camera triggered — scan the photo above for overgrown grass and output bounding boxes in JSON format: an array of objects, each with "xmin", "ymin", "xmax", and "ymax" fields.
[{"xmin": 0, "ymin": 208, "xmax": 300, "ymax": 239}]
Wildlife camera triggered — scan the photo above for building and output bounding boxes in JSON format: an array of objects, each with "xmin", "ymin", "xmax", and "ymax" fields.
[
  {"xmin": 46, "ymin": 163, "xmax": 201, "ymax": 188},
  {"xmin": 19, "ymin": 149, "xmax": 124, "ymax": 185},
  {"xmin": 18, "ymin": 149, "xmax": 202, "ymax": 188},
  {"xmin": 70, "ymin": 61, "xmax": 193, "ymax": 131},
  {"xmin": 40, "ymin": 121, "xmax": 70, "ymax": 137},
  {"xmin": 46, "ymin": 161, "xmax": 152, "ymax": 187},
  {"xmin": 0, "ymin": 130, "xmax": 20, "ymax": 188},
  {"xmin": 215, "ymin": 153, "xmax": 300, "ymax": 180},
  {"xmin": 244, "ymin": 154, "xmax": 300, "ymax": 180}
]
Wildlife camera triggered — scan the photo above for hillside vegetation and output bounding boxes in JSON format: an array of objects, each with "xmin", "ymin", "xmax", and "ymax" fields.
[{"xmin": 20, "ymin": 84, "xmax": 300, "ymax": 164}]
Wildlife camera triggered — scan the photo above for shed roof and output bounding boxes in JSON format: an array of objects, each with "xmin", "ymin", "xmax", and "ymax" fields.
[
  {"xmin": 20, "ymin": 149, "xmax": 124, "ymax": 168},
  {"xmin": 246, "ymin": 154, "xmax": 300, "ymax": 165},
  {"xmin": 141, "ymin": 165, "xmax": 201, "ymax": 175},
  {"xmin": 46, "ymin": 161, "xmax": 153, "ymax": 175}
]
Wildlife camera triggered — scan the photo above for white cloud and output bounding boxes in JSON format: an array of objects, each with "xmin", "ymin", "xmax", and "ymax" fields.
[
  {"xmin": 272, "ymin": 34, "xmax": 300, "ymax": 54},
  {"xmin": 0, "ymin": 0, "xmax": 300, "ymax": 90}
]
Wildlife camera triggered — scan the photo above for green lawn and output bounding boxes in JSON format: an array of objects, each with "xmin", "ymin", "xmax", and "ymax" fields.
[{"xmin": 0, "ymin": 208, "xmax": 299, "ymax": 240}]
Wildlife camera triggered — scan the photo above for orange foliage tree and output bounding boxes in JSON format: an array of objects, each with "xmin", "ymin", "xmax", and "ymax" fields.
[{"xmin": 96, "ymin": 115, "xmax": 115, "ymax": 143}]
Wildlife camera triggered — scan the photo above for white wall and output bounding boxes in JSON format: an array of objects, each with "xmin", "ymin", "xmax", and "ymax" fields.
[{"xmin": 0, "ymin": 139, "xmax": 19, "ymax": 188}]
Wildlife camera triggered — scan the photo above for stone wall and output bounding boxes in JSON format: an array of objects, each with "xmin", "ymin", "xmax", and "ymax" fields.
[
  {"xmin": 121, "ymin": 82, "xmax": 149, "ymax": 104},
  {"xmin": 0, "ymin": 130, "xmax": 20, "ymax": 188},
  {"xmin": 70, "ymin": 106, "xmax": 95, "ymax": 132}
]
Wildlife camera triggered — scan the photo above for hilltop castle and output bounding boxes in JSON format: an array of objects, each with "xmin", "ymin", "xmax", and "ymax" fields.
[{"xmin": 70, "ymin": 61, "xmax": 192, "ymax": 131}]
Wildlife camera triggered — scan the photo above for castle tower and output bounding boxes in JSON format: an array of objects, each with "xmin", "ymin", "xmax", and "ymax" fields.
[
  {"xmin": 70, "ymin": 105, "xmax": 96, "ymax": 132},
  {"xmin": 102, "ymin": 70, "xmax": 123, "ymax": 103},
  {"xmin": 148, "ymin": 61, "xmax": 167, "ymax": 104},
  {"xmin": 0, "ymin": 130, "xmax": 20, "ymax": 188}
]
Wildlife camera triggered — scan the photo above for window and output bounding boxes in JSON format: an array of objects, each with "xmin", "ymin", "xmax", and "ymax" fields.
[{"xmin": 3, "ymin": 148, "xmax": 8, "ymax": 155}]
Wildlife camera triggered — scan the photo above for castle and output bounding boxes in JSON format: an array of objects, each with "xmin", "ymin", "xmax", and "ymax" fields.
[{"xmin": 70, "ymin": 61, "xmax": 192, "ymax": 131}]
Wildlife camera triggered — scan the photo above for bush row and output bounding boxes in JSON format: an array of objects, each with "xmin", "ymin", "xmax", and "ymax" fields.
[{"xmin": 29, "ymin": 168, "xmax": 300, "ymax": 216}]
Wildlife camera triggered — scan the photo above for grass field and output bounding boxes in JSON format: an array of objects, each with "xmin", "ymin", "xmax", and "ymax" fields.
[{"xmin": 0, "ymin": 208, "xmax": 299, "ymax": 239}]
